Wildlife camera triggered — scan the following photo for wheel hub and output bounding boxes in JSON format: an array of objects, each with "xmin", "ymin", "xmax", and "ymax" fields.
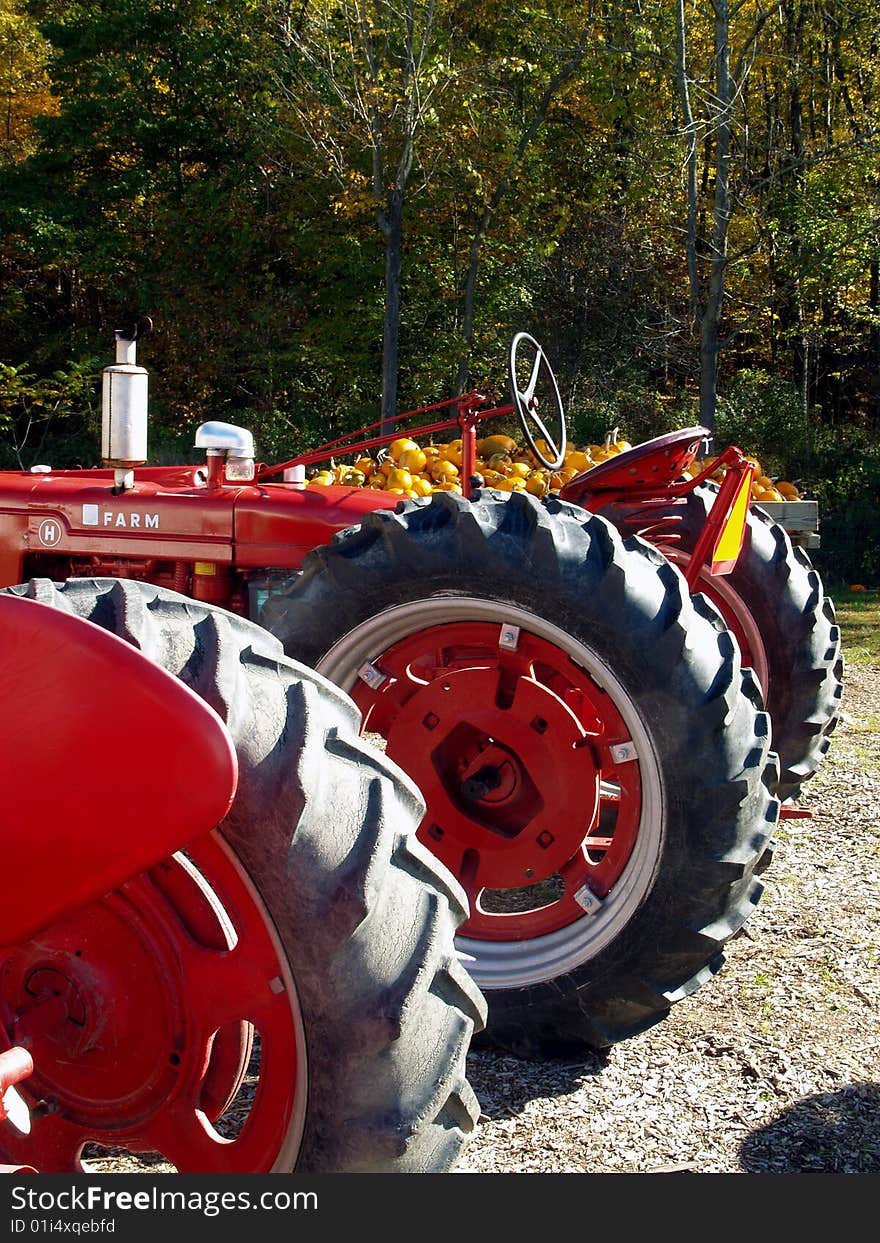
[
  {"xmin": 387, "ymin": 663, "xmax": 601, "ymax": 888},
  {"xmin": 18, "ymin": 968, "xmax": 91, "ymax": 1057},
  {"xmin": 0, "ymin": 836, "xmax": 306, "ymax": 1172},
  {"xmin": 3, "ymin": 882, "xmax": 198, "ymax": 1126},
  {"xmin": 349, "ymin": 617, "xmax": 646, "ymax": 943}
]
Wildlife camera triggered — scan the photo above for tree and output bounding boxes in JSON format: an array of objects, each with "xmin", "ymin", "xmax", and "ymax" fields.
[
  {"xmin": 444, "ymin": 8, "xmax": 593, "ymax": 392},
  {"xmin": 674, "ymin": 0, "xmax": 770, "ymax": 437},
  {"xmin": 0, "ymin": 1, "xmax": 298, "ymax": 438},
  {"xmin": 0, "ymin": 0, "xmax": 55, "ymax": 164},
  {"xmin": 673, "ymin": 0, "xmax": 879, "ymax": 436},
  {"xmin": 278, "ymin": 0, "xmax": 451, "ymax": 426}
]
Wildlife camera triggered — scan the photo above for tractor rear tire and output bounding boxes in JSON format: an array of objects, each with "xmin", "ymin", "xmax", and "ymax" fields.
[
  {"xmin": 7, "ymin": 577, "xmax": 486, "ymax": 1173},
  {"xmin": 262, "ymin": 490, "xmax": 779, "ymax": 1057},
  {"xmin": 594, "ymin": 485, "xmax": 844, "ymax": 802}
]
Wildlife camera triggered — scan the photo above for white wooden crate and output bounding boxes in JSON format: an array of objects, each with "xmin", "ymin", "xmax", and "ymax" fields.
[{"xmin": 751, "ymin": 500, "xmax": 820, "ymax": 549}]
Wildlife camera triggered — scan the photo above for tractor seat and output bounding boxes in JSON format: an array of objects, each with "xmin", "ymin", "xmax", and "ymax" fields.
[{"xmin": 561, "ymin": 427, "xmax": 709, "ymax": 502}]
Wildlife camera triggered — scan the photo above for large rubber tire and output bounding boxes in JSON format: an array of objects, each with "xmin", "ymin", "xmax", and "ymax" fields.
[
  {"xmin": 7, "ymin": 577, "xmax": 486, "ymax": 1172},
  {"xmin": 262, "ymin": 490, "xmax": 779, "ymax": 1057},
  {"xmin": 593, "ymin": 485, "xmax": 844, "ymax": 802}
]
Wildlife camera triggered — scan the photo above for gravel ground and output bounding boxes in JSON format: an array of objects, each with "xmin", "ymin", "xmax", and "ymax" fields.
[{"xmin": 458, "ymin": 663, "xmax": 880, "ymax": 1174}]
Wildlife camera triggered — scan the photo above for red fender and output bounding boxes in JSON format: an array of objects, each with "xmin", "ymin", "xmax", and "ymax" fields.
[{"xmin": 0, "ymin": 594, "xmax": 238, "ymax": 946}]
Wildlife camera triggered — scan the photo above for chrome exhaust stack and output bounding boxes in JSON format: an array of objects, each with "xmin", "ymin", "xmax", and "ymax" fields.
[{"xmin": 101, "ymin": 318, "xmax": 152, "ymax": 492}]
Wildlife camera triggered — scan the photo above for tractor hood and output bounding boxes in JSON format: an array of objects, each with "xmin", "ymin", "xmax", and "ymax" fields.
[{"xmin": 0, "ymin": 464, "xmax": 398, "ymax": 588}]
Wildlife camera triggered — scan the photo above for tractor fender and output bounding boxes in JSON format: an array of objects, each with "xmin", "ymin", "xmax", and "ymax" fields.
[{"xmin": 0, "ymin": 593, "xmax": 238, "ymax": 946}]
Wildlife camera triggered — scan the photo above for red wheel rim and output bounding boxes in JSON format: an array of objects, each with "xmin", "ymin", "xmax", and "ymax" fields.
[
  {"xmin": 0, "ymin": 834, "xmax": 305, "ymax": 1173},
  {"xmin": 350, "ymin": 621, "xmax": 644, "ymax": 940}
]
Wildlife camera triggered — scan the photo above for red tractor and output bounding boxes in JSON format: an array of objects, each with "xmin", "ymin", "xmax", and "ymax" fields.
[
  {"xmin": 0, "ymin": 582, "xmax": 487, "ymax": 1173},
  {"xmin": 0, "ymin": 324, "xmax": 842, "ymax": 1065}
]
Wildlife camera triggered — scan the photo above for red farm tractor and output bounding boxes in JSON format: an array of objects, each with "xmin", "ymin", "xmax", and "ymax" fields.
[
  {"xmin": 0, "ymin": 324, "xmax": 842, "ymax": 1075},
  {"xmin": 0, "ymin": 582, "xmax": 487, "ymax": 1173}
]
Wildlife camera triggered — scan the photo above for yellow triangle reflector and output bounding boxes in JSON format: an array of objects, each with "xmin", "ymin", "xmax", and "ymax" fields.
[{"xmin": 711, "ymin": 466, "xmax": 755, "ymax": 576}]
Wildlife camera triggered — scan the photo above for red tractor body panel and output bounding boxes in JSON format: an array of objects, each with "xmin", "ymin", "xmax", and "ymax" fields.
[
  {"xmin": 0, "ymin": 594, "xmax": 238, "ymax": 945},
  {"xmin": 0, "ymin": 467, "xmax": 398, "ymax": 608},
  {"xmin": 233, "ymin": 482, "xmax": 397, "ymax": 568},
  {"xmin": 5, "ymin": 470, "xmax": 237, "ymax": 558}
]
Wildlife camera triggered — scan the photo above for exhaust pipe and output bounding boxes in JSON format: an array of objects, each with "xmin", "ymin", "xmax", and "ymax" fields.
[{"xmin": 101, "ymin": 317, "xmax": 152, "ymax": 492}]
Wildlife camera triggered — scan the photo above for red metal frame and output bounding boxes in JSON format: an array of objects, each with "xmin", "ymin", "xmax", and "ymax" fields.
[
  {"xmin": 560, "ymin": 436, "xmax": 758, "ymax": 586},
  {"xmin": 259, "ymin": 390, "xmax": 513, "ymax": 495},
  {"xmin": 680, "ymin": 455, "xmax": 755, "ymax": 588}
]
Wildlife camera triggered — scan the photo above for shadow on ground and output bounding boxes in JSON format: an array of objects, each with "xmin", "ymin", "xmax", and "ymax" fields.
[
  {"xmin": 466, "ymin": 1046, "xmax": 609, "ymax": 1120},
  {"xmin": 740, "ymin": 1082, "xmax": 880, "ymax": 1173}
]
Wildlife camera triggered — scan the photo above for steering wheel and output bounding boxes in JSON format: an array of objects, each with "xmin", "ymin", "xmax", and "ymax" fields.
[{"xmin": 508, "ymin": 332, "xmax": 567, "ymax": 471}]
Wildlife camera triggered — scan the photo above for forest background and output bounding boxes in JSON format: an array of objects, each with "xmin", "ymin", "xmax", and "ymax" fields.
[{"xmin": 1, "ymin": 0, "xmax": 878, "ymax": 583}]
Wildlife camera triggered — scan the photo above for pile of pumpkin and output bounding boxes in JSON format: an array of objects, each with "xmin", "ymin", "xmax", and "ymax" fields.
[
  {"xmin": 695, "ymin": 456, "xmax": 802, "ymax": 502},
  {"xmin": 305, "ymin": 430, "xmax": 802, "ymax": 502}
]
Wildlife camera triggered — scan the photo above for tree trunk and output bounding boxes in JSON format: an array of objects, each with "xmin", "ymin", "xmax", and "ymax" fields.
[
  {"xmin": 456, "ymin": 218, "xmax": 488, "ymax": 396},
  {"xmin": 870, "ymin": 256, "xmax": 879, "ymax": 421},
  {"xmin": 781, "ymin": 0, "xmax": 807, "ymax": 399},
  {"xmin": 677, "ymin": 0, "xmax": 732, "ymax": 440},
  {"xmin": 380, "ymin": 188, "xmax": 404, "ymax": 432},
  {"xmin": 675, "ymin": 0, "xmax": 700, "ymax": 322},
  {"xmin": 698, "ymin": 0, "xmax": 733, "ymax": 440}
]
